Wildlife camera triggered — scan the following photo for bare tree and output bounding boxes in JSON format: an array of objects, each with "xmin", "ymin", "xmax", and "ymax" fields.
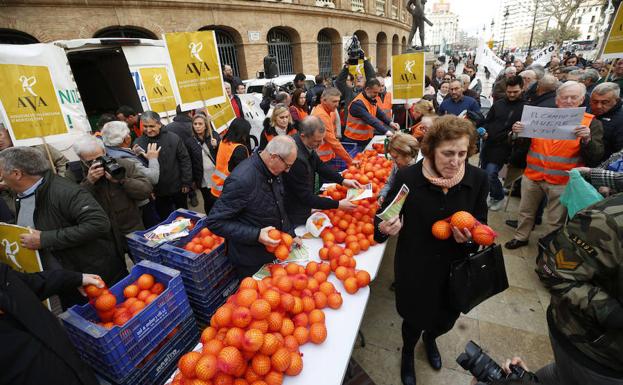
[{"xmin": 540, "ymin": 0, "xmax": 605, "ymax": 45}]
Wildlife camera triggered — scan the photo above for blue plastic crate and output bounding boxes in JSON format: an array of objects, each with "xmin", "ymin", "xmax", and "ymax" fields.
[
  {"xmin": 96, "ymin": 315, "xmax": 199, "ymax": 385},
  {"xmin": 327, "ymin": 142, "xmax": 360, "ymax": 172},
  {"xmin": 126, "ymin": 209, "xmax": 205, "ymax": 264},
  {"xmin": 60, "ymin": 261, "xmax": 193, "ymax": 384},
  {"xmin": 187, "ymin": 272, "xmax": 239, "ymax": 324}
]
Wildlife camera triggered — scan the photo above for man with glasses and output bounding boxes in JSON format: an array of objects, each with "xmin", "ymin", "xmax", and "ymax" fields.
[
  {"xmin": 206, "ymin": 135, "xmax": 302, "ymax": 278},
  {"xmin": 505, "ymin": 81, "xmax": 604, "ymax": 249}
]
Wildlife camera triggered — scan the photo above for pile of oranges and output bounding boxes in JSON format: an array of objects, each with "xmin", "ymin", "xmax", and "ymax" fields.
[
  {"xmin": 265, "ymin": 229, "xmax": 294, "ymax": 261},
  {"xmin": 431, "ymin": 211, "xmax": 497, "ymax": 246},
  {"xmin": 183, "ymin": 227, "xmax": 224, "ymax": 255},
  {"xmin": 85, "ymin": 273, "xmax": 165, "ymax": 329},
  {"xmin": 170, "ymin": 261, "xmax": 345, "ymax": 385}
]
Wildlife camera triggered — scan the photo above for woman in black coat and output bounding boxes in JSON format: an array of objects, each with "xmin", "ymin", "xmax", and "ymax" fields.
[
  {"xmin": 0, "ymin": 263, "xmax": 102, "ymax": 384},
  {"xmin": 185, "ymin": 114, "xmax": 220, "ymax": 214},
  {"xmin": 375, "ymin": 116, "xmax": 489, "ymax": 385}
]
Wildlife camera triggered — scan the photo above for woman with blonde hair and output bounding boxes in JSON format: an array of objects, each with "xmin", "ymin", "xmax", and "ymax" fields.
[
  {"xmin": 409, "ymin": 99, "xmax": 436, "ymax": 140},
  {"xmin": 259, "ymin": 104, "xmax": 297, "ymax": 150}
]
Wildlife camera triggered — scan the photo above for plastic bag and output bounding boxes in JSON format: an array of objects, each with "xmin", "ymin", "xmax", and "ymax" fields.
[{"xmin": 560, "ymin": 169, "xmax": 604, "ymax": 218}]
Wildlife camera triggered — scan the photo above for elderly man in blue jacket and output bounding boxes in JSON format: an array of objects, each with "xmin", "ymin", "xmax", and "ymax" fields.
[{"xmin": 205, "ymin": 135, "xmax": 302, "ymax": 277}]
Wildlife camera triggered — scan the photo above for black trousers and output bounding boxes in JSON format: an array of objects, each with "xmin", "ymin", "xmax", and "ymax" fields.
[
  {"xmin": 401, "ymin": 311, "xmax": 460, "ymax": 352},
  {"xmin": 235, "ymin": 263, "xmax": 264, "ymax": 279},
  {"xmin": 154, "ymin": 192, "xmax": 188, "ymax": 220},
  {"xmin": 199, "ymin": 187, "xmax": 217, "ymax": 215}
]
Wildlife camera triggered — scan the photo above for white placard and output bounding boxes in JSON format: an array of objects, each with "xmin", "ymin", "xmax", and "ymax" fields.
[
  {"xmin": 532, "ymin": 44, "xmax": 558, "ymax": 66},
  {"xmin": 519, "ymin": 106, "xmax": 585, "ymax": 140},
  {"xmin": 475, "ymin": 41, "xmax": 506, "ymax": 79},
  {"xmin": 238, "ymin": 93, "xmax": 266, "ymax": 142}
]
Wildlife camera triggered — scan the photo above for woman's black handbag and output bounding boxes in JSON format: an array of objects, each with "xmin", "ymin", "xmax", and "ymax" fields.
[{"xmin": 449, "ymin": 244, "xmax": 509, "ymax": 314}]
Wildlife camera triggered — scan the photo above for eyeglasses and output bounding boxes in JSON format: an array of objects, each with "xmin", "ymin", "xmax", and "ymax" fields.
[{"xmin": 275, "ymin": 154, "xmax": 294, "ymax": 170}]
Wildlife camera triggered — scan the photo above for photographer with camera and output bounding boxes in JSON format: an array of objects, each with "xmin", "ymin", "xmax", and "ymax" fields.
[
  {"xmin": 458, "ymin": 341, "xmax": 539, "ymax": 385},
  {"xmin": 336, "ymin": 36, "xmax": 376, "ymax": 125},
  {"xmin": 71, "ymin": 134, "xmax": 153, "ymax": 257}
]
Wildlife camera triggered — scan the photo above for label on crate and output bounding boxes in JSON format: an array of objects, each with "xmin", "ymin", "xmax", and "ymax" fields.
[{"xmin": 134, "ymin": 307, "xmax": 169, "ymax": 340}]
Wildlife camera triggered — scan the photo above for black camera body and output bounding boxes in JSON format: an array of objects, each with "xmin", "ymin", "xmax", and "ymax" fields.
[
  {"xmin": 96, "ymin": 155, "xmax": 126, "ymax": 180},
  {"xmin": 346, "ymin": 35, "xmax": 365, "ymax": 65},
  {"xmin": 457, "ymin": 341, "xmax": 539, "ymax": 383}
]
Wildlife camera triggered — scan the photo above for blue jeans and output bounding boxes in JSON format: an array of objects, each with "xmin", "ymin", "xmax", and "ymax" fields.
[{"xmin": 484, "ymin": 163, "xmax": 504, "ymax": 200}]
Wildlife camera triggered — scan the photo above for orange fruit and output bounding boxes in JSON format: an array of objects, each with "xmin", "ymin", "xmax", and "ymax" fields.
[
  {"xmin": 309, "ymin": 322, "xmax": 327, "ymax": 344},
  {"xmin": 313, "ymin": 291, "xmax": 328, "ymax": 309},
  {"xmin": 291, "ymin": 297, "xmax": 303, "ymax": 314},
  {"xmin": 319, "ymin": 281, "xmax": 335, "ymax": 296},
  {"xmin": 245, "ymin": 367, "xmax": 261, "ymax": 383},
  {"xmin": 242, "ymin": 329, "xmax": 265, "ymax": 352},
  {"xmin": 202, "ymin": 236, "xmax": 215, "ymax": 249},
  {"xmin": 268, "ymin": 229, "xmax": 281, "ymax": 241},
  {"xmin": 262, "ymin": 289, "xmax": 281, "ymax": 310},
  {"xmin": 251, "ymin": 354, "xmax": 272, "ymax": 376},
  {"xmin": 136, "ymin": 274, "xmax": 155, "ymax": 290},
  {"xmin": 309, "ymin": 309, "xmax": 325, "ymax": 324},
  {"xmin": 113, "ymin": 309, "xmax": 132, "ymax": 326},
  {"xmin": 327, "ymin": 292, "xmax": 343, "ymax": 309},
  {"xmin": 347, "ymin": 241, "xmax": 361, "ymax": 255},
  {"xmin": 450, "ymin": 211, "xmax": 477, "ymax": 231},
  {"xmin": 240, "ymin": 277, "xmax": 258, "ymax": 290},
  {"xmin": 264, "ymin": 371, "xmax": 284, "ymax": 385},
  {"xmin": 283, "ymin": 335, "xmax": 299, "ymax": 352},
  {"xmin": 203, "ymin": 339, "xmax": 224, "ymax": 356},
  {"xmin": 225, "ymin": 327, "xmax": 245, "ymax": 349},
  {"xmin": 237, "ymin": 289, "xmax": 259, "ymax": 307},
  {"xmin": 213, "ymin": 306, "xmax": 233, "ymax": 327},
  {"xmin": 267, "ymin": 312, "xmax": 283, "ymax": 332},
  {"xmin": 318, "ymin": 263, "xmax": 331, "ymax": 274},
  {"xmin": 472, "ymin": 224, "xmax": 496, "ymax": 246},
  {"xmin": 137, "ymin": 289, "xmax": 151, "ymax": 302},
  {"xmin": 280, "ymin": 318, "xmax": 294, "ymax": 336},
  {"xmin": 358, "ymin": 238, "xmax": 370, "ymax": 251},
  {"xmin": 279, "ymin": 293, "xmax": 294, "ymax": 312},
  {"xmin": 250, "ymin": 299, "xmax": 272, "ymax": 320},
  {"xmin": 293, "ymin": 312, "xmax": 308, "ymax": 328},
  {"xmin": 355, "ymin": 270, "xmax": 371, "ymax": 287},
  {"xmin": 218, "ymin": 346, "xmax": 244, "ymax": 375},
  {"xmin": 95, "ymin": 293, "xmax": 116, "ymax": 312},
  {"xmin": 214, "ymin": 373, "xmax": 234, "ymax": 385},
  {"xmin": 285, "ymin": 352, "xmax": 303, "ymax": 376},
  {"xmin": 249, "ymin": 319, "xmax": 269, "ymax": 334},
  {"xmin": 271, "ymin": 348, "xmax": 292, "ymax": 372},
  {"xmin": 312, "ymin": 271, "xmax": 327, "ymax": 283},
  {"xmin": 343, "ymin": 277, "xmax": 359, "ymax": 294},
  {"xmin": 129, "ymin": 300, "xmax": 146, "ymax": 314},
  {"xmin": 151, "ymin": 282, "xmax": 165, "ymax": 294},
  {"xmin": 232, "ymin": 306, "xmax": 252, "ymax": 328},
  {"xmin": 301, "ymin": 296, "xmax": 315, "ymax": 313},
  {"xmin": 328, "ymin": 245, "xmax": 344, "ymax": 260},
  {"xmin": 276, "ymin": 276, "xmax": 293, "ymax": 293},
  {"xmin": 195, "ymin": 354, "xmax": 218, "ymax": 380},
  {"xmin": 178, "ymin": 351, "xmax": 202, "ymax": 379},
  {"xmin": 318, "ymin": 247, "xmax": 329, "ymax": 260},
  {"xmin": 281, "ymin": 233, "xmax": 293, "ymax": 248},
  {"xmin": 84, "ymin": 284, "xmax": 103, "ymax": 298},
  {"xmin": 293, "ymin": 326, "xmax": 309, "ymax": 345},
  {"xmin": 431, "ymin": 220, "xmax": 452, "ymax": 240},
  {"xmin": 305, "ymin": 261, "xmax": 319, "ymax": 276},
  {"xmin": 145, "ymin": 293, "xmax": 158, "ymax": 304},
  {"xmin": 260, "ymin": 333, "xmax": 281, "ymax": 356},
  {"xmin": 274, "ymin": 245, "xmax": 289, "ymax": 261},
  {"xmin": 201, "ymin": 326, "xmax": 218, "ymax": 343}
]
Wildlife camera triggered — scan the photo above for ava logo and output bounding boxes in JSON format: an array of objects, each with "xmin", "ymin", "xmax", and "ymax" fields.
[
  {"xmin": 189, "ymin": 42, "xmax": 203, "ymax": 62},
  {"xmin": 404, "ymin": 60, "xmax": 416, "ymax": 74},
  {"xmin": 2, "ymin": 238, "xmax": 21, "ymax": 270},
  {"xmin": 19, "ymin": 75, "xmax": 37, "ymax": 96},
  {"xmin": 153, "ymin": 73, "xmax": 163, "ymax": 87},
  {"xmin": 17, "ymin": 74, "xmax": 49, "ymax": 111},
  {"xmin": 354, "ymin": 64, "xmax": 363, "ymax": 75},
  {"xmin": 400, "ymin": 60, "xmax": 418, "ymax": 82}
]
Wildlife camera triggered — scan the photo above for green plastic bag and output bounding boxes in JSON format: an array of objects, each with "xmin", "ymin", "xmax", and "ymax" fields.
[{"xmin": 560, "ymin": 169, "xmax": 604, "ymax": 218}]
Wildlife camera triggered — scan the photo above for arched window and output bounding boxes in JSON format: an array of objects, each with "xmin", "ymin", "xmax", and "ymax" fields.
[
  {"xmin": 200, "ymin": 27, "xmax": 241, "ymax": 77},
  {"xmin": 0, "ymin": 29, "xmax": 38, "ymax": 44},
  {"xmin": 94, "ymin": 26, "xmax": 157, "ymax": 40},
  {"xmin": 268, "ymin": 29, "xmax": 294, "ymax": 75},
  {"xmin": 317, "ymin": 31, "xmax": 333, "ymax": 77}
]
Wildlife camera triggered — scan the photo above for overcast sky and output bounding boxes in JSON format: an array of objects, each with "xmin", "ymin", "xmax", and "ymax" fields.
[{"xmin": 449, "ymin": 0, "xmax": 502, "ymax": 35}]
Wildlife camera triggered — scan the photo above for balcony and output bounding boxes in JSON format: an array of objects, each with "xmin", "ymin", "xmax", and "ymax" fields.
[
  {"xmin": 375, "ymin": 0, "xmax": 385, "ymax": 15},
  {"xmin": 391, "ymin": 4, "xmax": 397, "ymax": 19},
  {"xmin": 351, "ymin": 0, "xmax": 365, "ymax": 12},
  {"xmin": 315, "ymin": 0, "xmax": 335, "ymax": 8}
]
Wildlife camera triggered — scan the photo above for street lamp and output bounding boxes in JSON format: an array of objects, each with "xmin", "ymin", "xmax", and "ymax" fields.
[
  {"xmin": 528, "ymin": 0, "xmax": 538, "ymax": 57},
  {"xmin": 500, "ymin": 6, "xmax": 509, "ymax": 56}
]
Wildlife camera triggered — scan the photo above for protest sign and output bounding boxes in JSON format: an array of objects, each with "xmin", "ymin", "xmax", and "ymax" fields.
[
  {"xmin": 532, "ymin": 44, "xmax": 557, "ymax": 66},
  {"xmin": 0, "ymin": 43, "xmax": 90, "ymax": 146},
  {"xmin": 163, "ymin": 31, "xmax": 226, "ymax": 110},
  {"xmin": 391, "ymin": 52, "xmax": 425, "ymax": 103},
  {"xmin": 603, "ymin": 3, "xmax": 623, "ymax": 59},
  {"xmin": 0, "ymin": 223, "xmax": 44, "ymax": 274},
  {"xmin": 519, "ymin": 106, "xmax": 585, "ymax": 140},
  {"xmin": 138, "ymin": 67, "xmax": 178, "ymax": 117},
  {"xmin": 475, "ymin": 41, "xmax": 505, "ymax": 79},
  {"xmin": 348, "ymin": 59, "xmax": 365, "ymax": 81},
  {"xmin": 206, "ymin": 97, "xmax": 236, "ymax": 133},
  {"xmin": 238, "ymin": 93, "xmax": 266, "ymax": 140}
]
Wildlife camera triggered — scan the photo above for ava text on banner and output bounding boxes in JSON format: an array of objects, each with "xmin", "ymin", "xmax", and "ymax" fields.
[
  {"xmin": 206, "ymin": 98, "xmax": 237, "ymax": 133},
  {"xmin": 391, "ymin": 52, "xmax": 425, "ymax": 103},
  {"xmin": 138, "ymin": 67, "xmax": 178, "ymax": 116},
  {"xmin": 603, "ymin": 3, "xmax": 623, "ymax": 59},
  {"xmin": 0, "ymin": 43, "xmax": 90, "ymax": 147},
  {"xmin": 475, "ymin": 41, "xmax": 505, "ymax": 79},
  {"xmin": 164, "ymin": 31, "xmax": 226, "ymax": 110},
  {"xmin": 519, "ymin": 106, "xmax": 586, "ymax": 140}
]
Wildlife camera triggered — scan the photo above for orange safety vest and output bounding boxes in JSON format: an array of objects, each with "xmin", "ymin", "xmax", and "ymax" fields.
[
  {"xmin": 524, "ymin": 113, "xmax": 593, "ymax": 185},
  {"xmin": 263, "ymin": 127, "xmax": 297, "ymax": 144},
  {"xmin": 345, "ymin": 93, "xmax": 377, "ymax": 141},
  {"xmin": 211, "ymin": 141, "xmax": 245, "ymax": 197},
  {"xmin": 311, "ymin": 105, "xmax": 337, "ymax": 162},
  {"xmin": 377, "ymin": 91, "xmax": 393, "ymax": 121}
]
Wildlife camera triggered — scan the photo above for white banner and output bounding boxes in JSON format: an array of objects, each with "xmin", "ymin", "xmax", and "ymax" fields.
[
  {"xmin": 0, "ymin": 43, "xmax": 90, "ymax": 146},
  {"xmin": 238, "ymin": 93, "xmax": 266, "ymax": 142},
  {"xmin": 531, "ymin": 44, "xmax": 558, "ymax": 67},
  {"xmin": 475, "ymin": 41, "xmax": 505, "ymax": 79},
  {"xmin": 519, "ymin": 106, "xmax": 585, "ymax": 140}
]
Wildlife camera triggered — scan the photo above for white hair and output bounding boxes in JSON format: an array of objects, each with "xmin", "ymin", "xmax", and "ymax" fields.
[
  {"xmin": 101, "ymin": 121, "xmax": 130, "ymax": 147},
  {"xmin": 504, "ymin": 67, "xmax": 517, "ymax": 75},
  {"xmin": 592, "ymin": 82, "xmax": 620, "ymax": 98},
  {"xmin": 265, "ymin": 134, "xmax": 296, "ymax": 158},
  {"xmin": 556, "ymin": 80, "xmax": 586, "ymax": 97},
  {"xmin": 458, "ymin": 74, "xmax": 471, "ymax": 86},
  {"xmin": 72, "ymin": 134, "xmax": 105, "ymax": 156}
]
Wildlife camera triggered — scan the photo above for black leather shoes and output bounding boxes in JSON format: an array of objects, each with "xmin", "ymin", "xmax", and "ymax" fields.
[
  {"xmin": 423, "ymin": 332, "xmax": 442, "ymax": 370},
  {"xmin": 504, "ymin": 239, "xmax": 529, "ymax": 249},
  {"xmin": 400, "ymin": 348, "xmax": 416, "ymax": 385}
]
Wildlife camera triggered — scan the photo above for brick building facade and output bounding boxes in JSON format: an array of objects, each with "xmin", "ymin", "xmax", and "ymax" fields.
[{"xmin": 0, "ymin": 0, "xmax": 412, "ymax": 79}]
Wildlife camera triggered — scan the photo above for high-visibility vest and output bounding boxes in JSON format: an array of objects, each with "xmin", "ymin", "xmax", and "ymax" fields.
[
  {"xmin": 211, "ymin": 141, "xmax": 245, "ymax": 197},
  {"xmin": 311, "ymin": 105, "xmax": 336, "ymax": 162},
  {"xmin": 377, "ymin": 91, "xmax": 393, "ymax": 121},
  {"xmin": 524, "ymin": 113, "xmax": 593, "ymax": 185},
  {"xmin": 345, "ymin": 93, "xmax": 377, "ymax": 141},
  {"xmin": 263, "ymin": 126, "xmax": 297, "ymax": 144}
]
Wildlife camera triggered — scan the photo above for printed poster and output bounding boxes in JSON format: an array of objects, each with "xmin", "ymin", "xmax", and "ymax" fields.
[
  {"xmin": 348, "ymin": 59, "xmax": 365, "ymax": 81},
  {"xmin": 163, "ymin": 31, "xmax": 226, "ymax": 110},
  {"xmin": 138, "ymin": 66, "xmax": 178, "ymax": 117},
  {"xmin": 376, "ymin": 184, "xmax": 410, "ymax": 221},
  {"xmin": 603, "ymin": 3, "xmax": 623, "ymax": 59},
  {"xmin": 0, "ymin": 223, "xmax": 44, "ymax": 274},
  {"xmin": 206, "ymin": 98, "xmax": 236, "ymax": 133},
  {"xmin": 391, "ymin": 52, "xmax": 425, "ymax": 103}
]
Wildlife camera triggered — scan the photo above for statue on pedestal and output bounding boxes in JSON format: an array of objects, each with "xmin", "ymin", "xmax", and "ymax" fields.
[{"xmin": 406, "ymin": 0, "xmax": 433, "ymax": 49}]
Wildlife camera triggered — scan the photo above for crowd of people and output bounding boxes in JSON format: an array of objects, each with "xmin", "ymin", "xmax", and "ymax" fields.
[{"xmin": 0, "ymin": 49, "xmax": 621, "ymax": 385}]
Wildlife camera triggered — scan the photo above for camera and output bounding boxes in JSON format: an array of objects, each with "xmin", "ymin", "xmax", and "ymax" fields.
[
  {"xmin": 96, "ymin": 155, "xmax": 126, "ymax": 180},
  {"xmin": 262, "ymin": 82, "xmax": 279, "ymax": 101},
  {"xmin": 346, "ymin": 35, "xmax": 365, "ymax": 65},
  {"xmin": 457, "ymin": 341, "xmax": 539, "ymax": 383}
]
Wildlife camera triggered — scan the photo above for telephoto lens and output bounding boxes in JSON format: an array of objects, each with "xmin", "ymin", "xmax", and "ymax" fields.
[{"xmin": 456, "ymin": 341, "xmax": 506, "ymax": 383}]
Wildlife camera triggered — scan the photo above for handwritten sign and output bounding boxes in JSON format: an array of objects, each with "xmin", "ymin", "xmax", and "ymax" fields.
[{"xmin": 519, "ymin": 106, "xmax": 585, "ymax": 140}]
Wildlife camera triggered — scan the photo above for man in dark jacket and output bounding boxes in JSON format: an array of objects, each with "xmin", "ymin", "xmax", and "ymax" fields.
[
  {"xmin": 205, "ymin": 135, "xmax": 301, "ymax": 278},
  {"xmin": 0, "ymin": 263, "xmax": 102, "ymax": 384},
  {"xmin": 589, "ymin": 82, "xmax": 623, "ymax": 161},
  {"xmin": 283, "ymin": 117, "xmax": 360, "ymax": 226},
  {"xmin": 223, "ymin": 64, "xmax": 243, "ymax": 90},
  {"xmin": 306, "ymin": 74, "xmax": 326, "ymax": 111},
  {"xmin": 69, "ymin": 135, "xmax": 153, "ymax": 256},
  {"xmin": 0, "ymin": 147, "xmax": 126, "ymax": 307},
  {"xmin": 336, "ymin": 59, "xmax": 376, "ymax": 124},
  {"xmin": 481, "ymin": 75, "xmax": 525, "ymax": 211},
  {"xmin": 134, "ymin": 111, "xmax": 192, "ymax": 220},
  {"xmin": 164, "ymin": 105, "xmax": 193, "ymax": 142}
]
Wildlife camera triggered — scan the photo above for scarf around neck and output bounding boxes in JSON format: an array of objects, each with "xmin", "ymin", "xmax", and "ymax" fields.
[{"xmin": 422, "ymin": 157, "xmax": 465, "ymax": 193}]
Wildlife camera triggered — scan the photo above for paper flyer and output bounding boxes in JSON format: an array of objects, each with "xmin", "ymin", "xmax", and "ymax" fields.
[
  {"xmin": 376, "ymin": 184, "xmax": 410, "ymax": 221},
  {"xmin": 283, "ymin": 244, "xmax": 309, "ymax": 264},
  {"xmin": 252, "ymin": 264, "xmax": 272, "ymax": 280},
  {"xmin": 346, "ymin": 183, "xmax": 373, "ymax": 201},
  {"xmin": 320, "ymin": 183, "xmax": 338, "ymax": 191}
]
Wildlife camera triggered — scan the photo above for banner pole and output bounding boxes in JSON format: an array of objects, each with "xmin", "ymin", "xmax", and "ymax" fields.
[{"xmin": 40, "ymin": 137, "xmax": 57, "ymax": 175}]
